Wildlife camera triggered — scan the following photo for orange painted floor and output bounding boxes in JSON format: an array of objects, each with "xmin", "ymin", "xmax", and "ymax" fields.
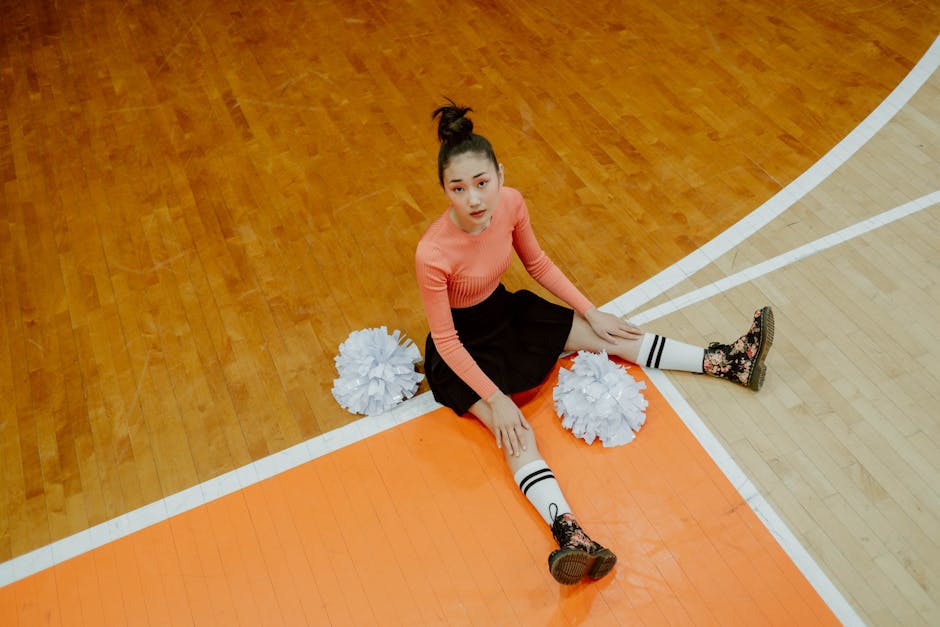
[{"xmin": 0, "ymin": 357, "xmax": 838, "ymax": 626}]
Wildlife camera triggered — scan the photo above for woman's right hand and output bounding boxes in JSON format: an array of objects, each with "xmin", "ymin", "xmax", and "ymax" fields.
[{"xmin": 486, "ymin": 391, "xmax": 530, "ymax": 457}]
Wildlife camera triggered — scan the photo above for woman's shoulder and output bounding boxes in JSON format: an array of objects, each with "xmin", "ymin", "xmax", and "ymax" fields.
[
  {"xmin": 416, "ymin": 211, "xmax": 450, "ymax": 261},
  {"xmin": 498, "ymin": 185, "xmax": 528, "ymax": 223},
  {"xmin": 500, "ymin": 185, "xmax": 524, "ymax": 205}
]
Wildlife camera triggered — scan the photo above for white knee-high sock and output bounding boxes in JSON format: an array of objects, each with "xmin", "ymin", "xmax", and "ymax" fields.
[
  {"xmin": 637, "ymin": 333, "xmax": 704, "ymax": 373},
  {"xmin": 513, "ymin": 459, "xmax": 571, "ymax": 526}
]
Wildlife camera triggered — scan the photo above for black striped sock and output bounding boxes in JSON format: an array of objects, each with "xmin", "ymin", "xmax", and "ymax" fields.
[
  {"xmin": 637, "ymin": 333, "xmax": 705, "ymax": 373},
  {"xmin": 513, "ymin": 459, "xmax": 572, "ymax": 526}
]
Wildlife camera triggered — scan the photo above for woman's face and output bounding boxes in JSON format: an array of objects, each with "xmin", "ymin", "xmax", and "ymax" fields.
[{"xmin": 442, "ymin": 151, "xmax": 504, "ymax": 234}]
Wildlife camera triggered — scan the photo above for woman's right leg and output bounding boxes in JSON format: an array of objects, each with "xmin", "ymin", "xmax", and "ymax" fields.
[
  {"xmin": 565, "ymin": 306, "xmax": 775, "ymax": 391},
  {"xmin": 468, "ymin": 398, "xmax": 617, "ymax": 584}
]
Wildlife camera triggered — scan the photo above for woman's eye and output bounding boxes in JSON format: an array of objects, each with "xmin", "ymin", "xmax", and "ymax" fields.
[{"xmin": 478, "ymin": 180, "xmax": 488, "ymax": 187}]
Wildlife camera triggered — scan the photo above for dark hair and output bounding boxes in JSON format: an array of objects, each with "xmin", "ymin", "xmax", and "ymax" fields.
[{"xmin": 432, "ymin": 100, "xmax": 499, "ymax": 187}]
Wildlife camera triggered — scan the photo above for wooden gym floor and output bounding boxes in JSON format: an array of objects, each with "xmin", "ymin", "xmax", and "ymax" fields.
[{"xmin": 2, "ymin": 0, "xmax": 940, "ymax": 624}]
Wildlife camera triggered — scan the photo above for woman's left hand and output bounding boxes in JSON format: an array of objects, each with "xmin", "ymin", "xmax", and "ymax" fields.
[{"xmin": 584, "ymin": 308, "xmax": 644, "ymax": 343}]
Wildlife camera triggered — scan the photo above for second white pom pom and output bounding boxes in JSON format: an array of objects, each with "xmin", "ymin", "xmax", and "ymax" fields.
[{"xmin": 553, "ymin": 351, "xmax": 648, "ymax": 447}]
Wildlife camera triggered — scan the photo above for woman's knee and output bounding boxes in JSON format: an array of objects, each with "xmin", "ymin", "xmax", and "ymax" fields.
[
  {"xmin": 469, "ymin": 398, "xmax": 539, "ymax": 448},
  {"xmin": 564, "ymin": 315, "xmax": 601, "ymax": 352},
  {"xmin": 565, "ymin": 315, "xmax": 642, "ymax": 362},
  {"xmin": 518, "ymin": 423, "xmax": 538, "ymax": 449}
]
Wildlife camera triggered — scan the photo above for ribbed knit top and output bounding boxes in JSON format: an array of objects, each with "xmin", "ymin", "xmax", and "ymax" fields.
[{"xmin": 415, "ymin": 186, "xmax": 594, "ymax": 401}]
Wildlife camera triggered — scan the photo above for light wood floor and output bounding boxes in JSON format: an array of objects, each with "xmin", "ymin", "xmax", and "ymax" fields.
[
  {"xmin": 631, "ymin": 65, "xmax": 940, "ymax": 624},
  {"xmin": 2, "ymin": 0, "xmax": 940, "ymax": 623}
]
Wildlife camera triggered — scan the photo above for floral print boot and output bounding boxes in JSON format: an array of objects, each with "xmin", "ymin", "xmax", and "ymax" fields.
[
  {"xmin": 548, "ymin": 508, "xmax": 617, "ymax": 585},
  {"xmin": 703, "ymin": 306, "xmax": 775, "ymax": 391}
]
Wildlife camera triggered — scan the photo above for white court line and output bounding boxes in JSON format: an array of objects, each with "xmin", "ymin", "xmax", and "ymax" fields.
[
  {"xmin": 2, "ymin": 37, "xmax": 938, "ymax": 620},
  {"xmin": 646, "ymin": 369, "xmax": 865, "ymax": 627},
  {"xmin": 632, "ymin": 190, "xmax": 940, "ymax": 326},
  {"xmin": 601, "ymin": 34, "xmax": 940, "ymax": 320},
  {"xmin": 0, "ymin": 397, "xmax": 443, "ymax": 587}
]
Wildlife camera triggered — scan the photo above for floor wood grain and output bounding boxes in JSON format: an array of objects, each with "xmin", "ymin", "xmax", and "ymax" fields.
[{"xmin": 2, "ymin": 0, "xmax": 940, "ymax": 622}]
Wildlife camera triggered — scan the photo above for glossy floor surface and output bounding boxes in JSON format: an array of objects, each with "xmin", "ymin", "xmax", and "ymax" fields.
[
  {"xmin": 1, "ymin": 361, "xmax": 839, "ymax": 625},
  {"xmin": 2, "ymin": 0, "xmax": 940, "ymax": 623}
]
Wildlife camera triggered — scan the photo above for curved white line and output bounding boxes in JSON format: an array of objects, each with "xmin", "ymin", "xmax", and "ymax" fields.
[
  {"xmin": 601, "ymin": 34, "xmax": 940, "ymax": 320},
  {"xmin": 2, "ymin": 39, "xmax": 939, "ymax": 627}
]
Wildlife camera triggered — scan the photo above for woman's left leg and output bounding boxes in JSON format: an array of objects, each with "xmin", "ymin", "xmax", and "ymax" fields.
[
  {"xmin": 564, "ymin": 316, "xmax": 705, "ymax": 372},
  {"xmin": 565, "ymin": 307, "xmax": 775, "ymax": 391}
]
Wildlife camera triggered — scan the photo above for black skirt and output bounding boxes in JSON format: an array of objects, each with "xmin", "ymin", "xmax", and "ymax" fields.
[{"xmin": 424, "ymin": 284, "xmax": 575, "ymax": 416}]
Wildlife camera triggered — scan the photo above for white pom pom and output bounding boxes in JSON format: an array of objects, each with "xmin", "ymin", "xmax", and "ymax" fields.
[
  {"xmin": 553, "ymin": 351, "xmax": 648, "ymax": 447},
  {"xmin": 332, "ymin": 327, "xmax": 424, "ymax": 416}
]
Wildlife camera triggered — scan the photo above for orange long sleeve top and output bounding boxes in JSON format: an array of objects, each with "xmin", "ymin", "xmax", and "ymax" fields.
[{"xmin": 415, "ymin": 186, "xmax": 594, "ymax": 401}]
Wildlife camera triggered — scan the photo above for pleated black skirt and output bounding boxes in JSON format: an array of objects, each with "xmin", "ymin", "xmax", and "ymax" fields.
[{"xmin": 424, "ymin": 284, "xmax": 575, "ymax": 416}]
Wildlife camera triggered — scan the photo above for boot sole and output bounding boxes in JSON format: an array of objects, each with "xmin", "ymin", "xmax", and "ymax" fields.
[
  {"xmin": 748, "ymin": 306, "xmax": 775, "ymax": 391},
  {"xmin": 549, "ymin": 548, "xmax": 618, "ymax": 585},
  {"xmin": 587, "ymin": 547, "xmax": 617, "ymax": 580}
]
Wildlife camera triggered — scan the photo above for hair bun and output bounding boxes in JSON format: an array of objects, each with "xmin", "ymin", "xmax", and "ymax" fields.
[{"xmin": 433, "ymin": 101, "xmax": 474, "ymax": 143}]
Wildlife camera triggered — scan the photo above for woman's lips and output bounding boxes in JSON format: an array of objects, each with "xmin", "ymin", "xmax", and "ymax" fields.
[{"xmin": 470, "ymin": 210, "xmax": 486, "ymax": 218}]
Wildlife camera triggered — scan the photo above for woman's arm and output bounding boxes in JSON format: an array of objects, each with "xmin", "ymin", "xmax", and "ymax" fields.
[
  {"xmin": 510, "ymin": 191, "xmax": 594, "ymax": 313},
  {"xmin": 416, "ymin": 250, "xmax": 500, "ymax": 401},
  {"xmin": 511, "ymin": 192, "xmax": 642, "ymax": 342}
]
